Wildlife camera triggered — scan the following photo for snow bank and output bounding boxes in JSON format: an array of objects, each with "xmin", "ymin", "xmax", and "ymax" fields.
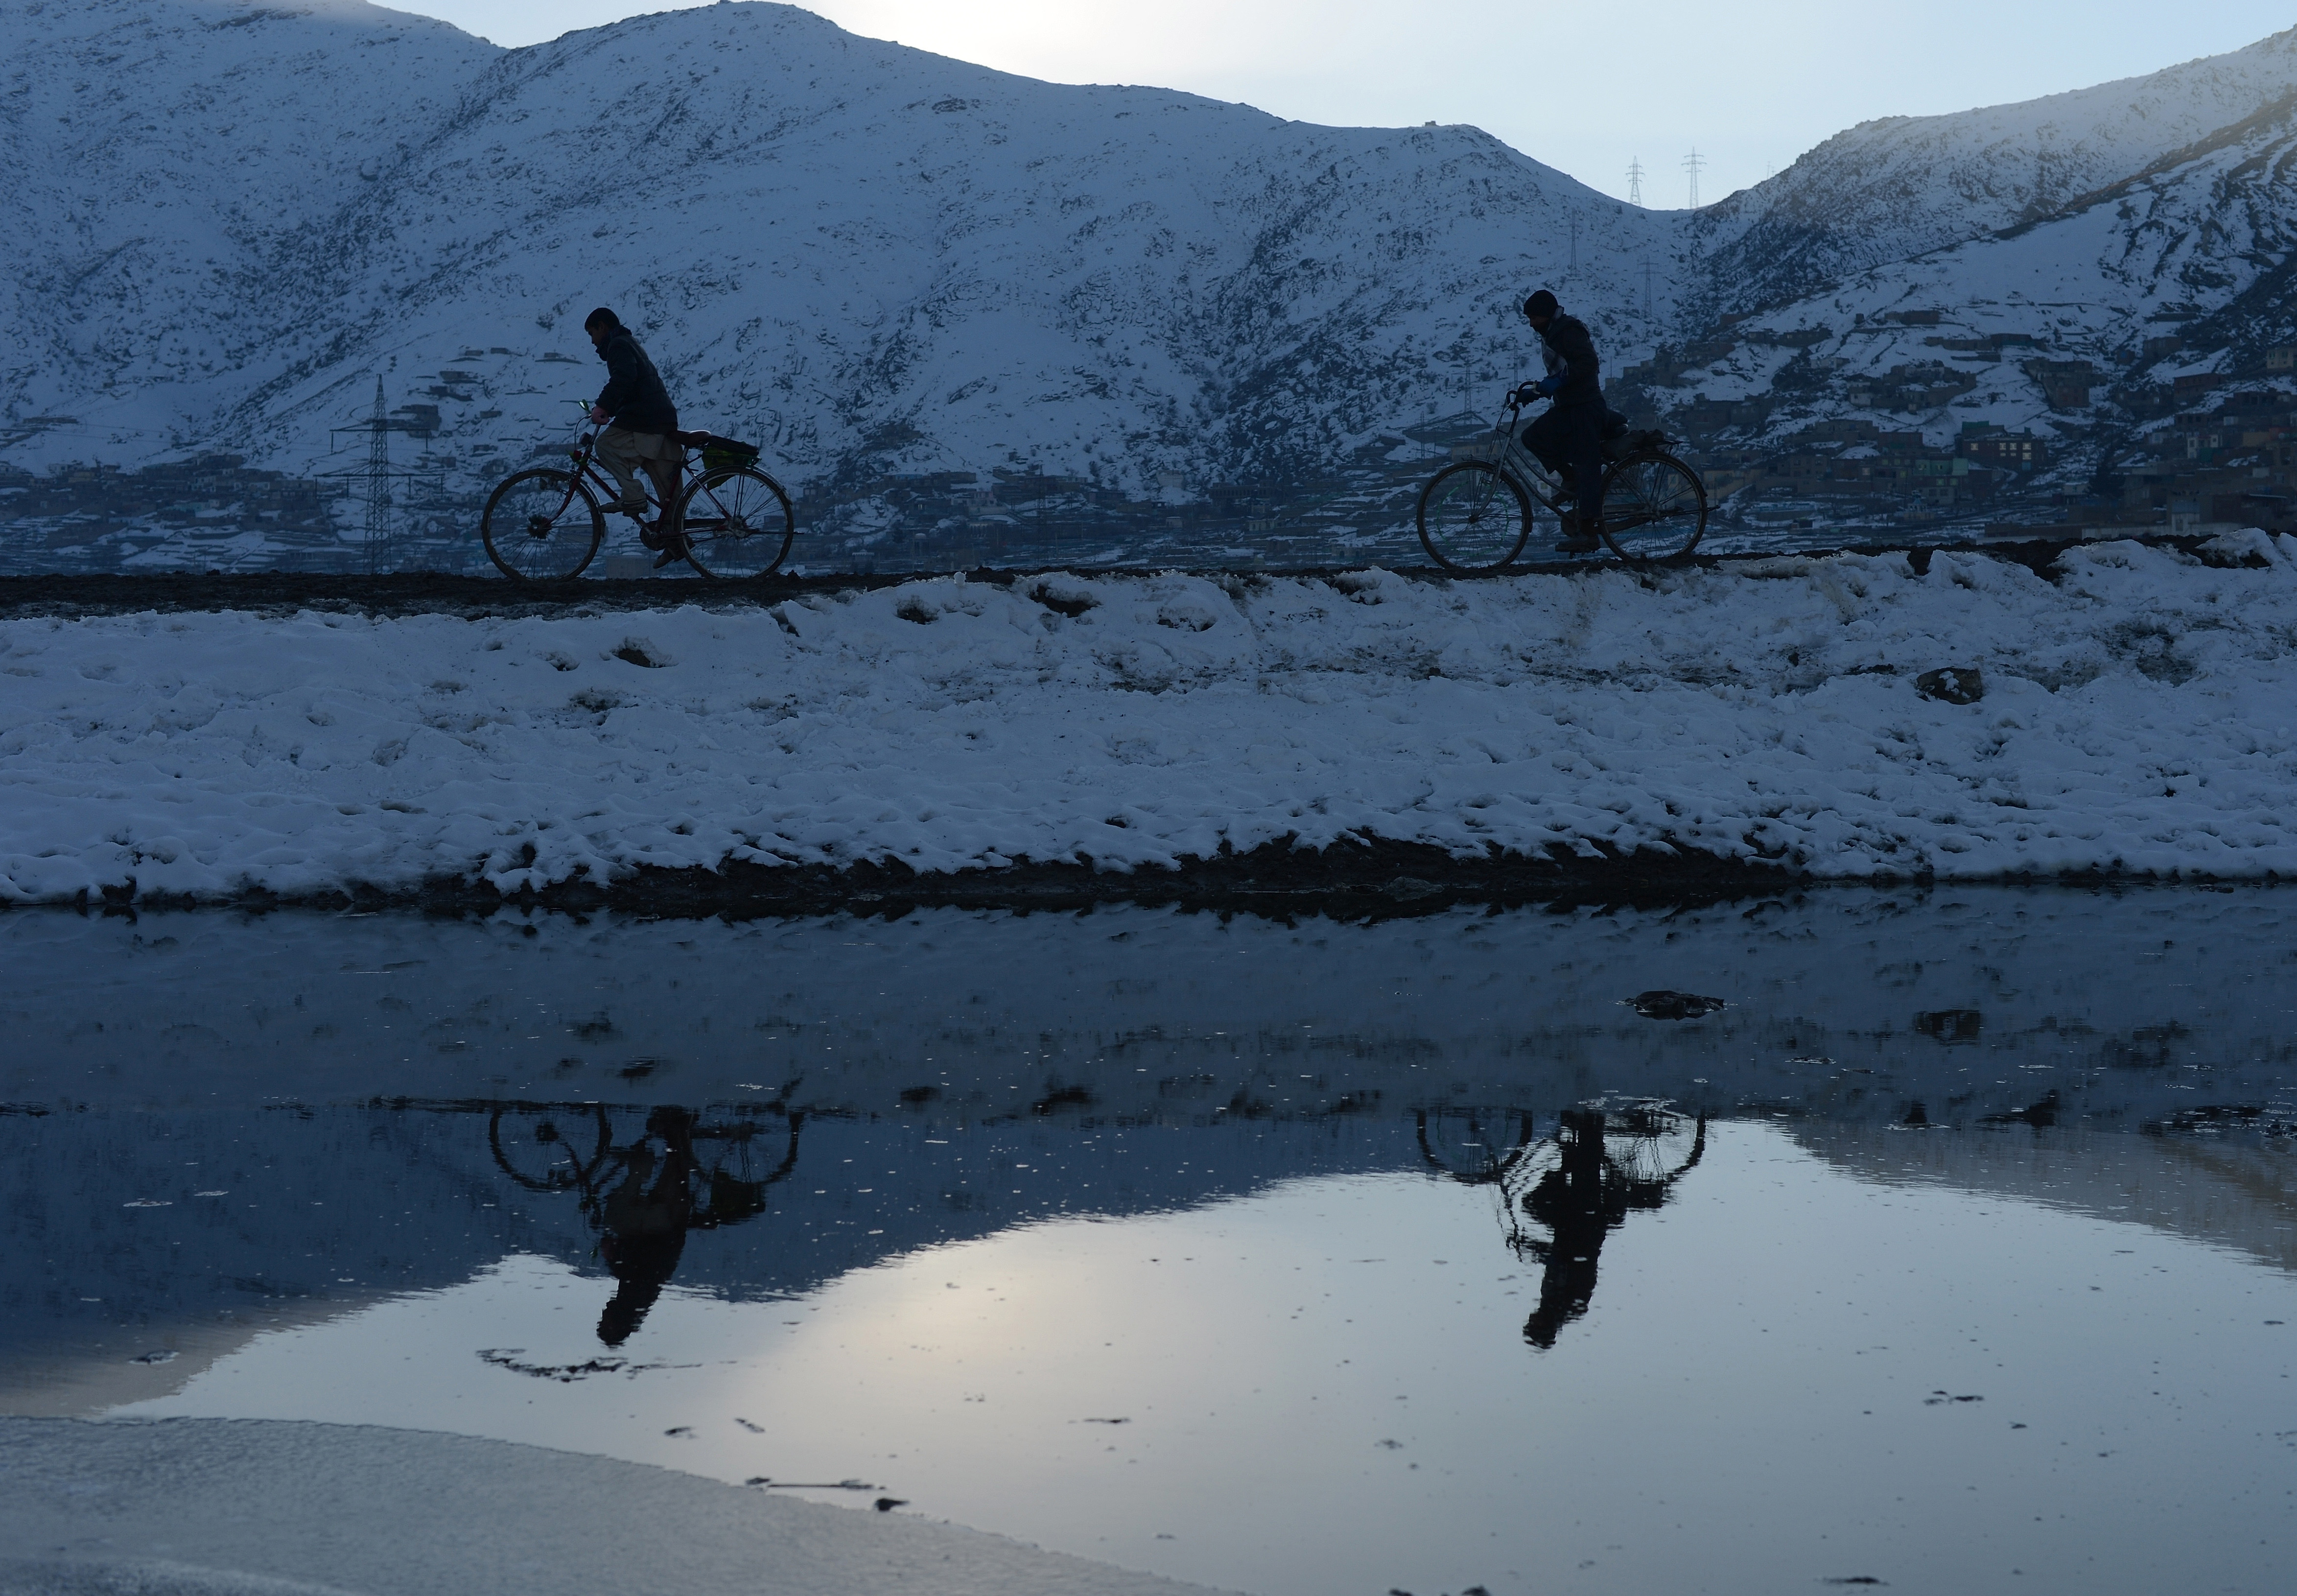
[
  {"xmin": 0, "ymin": 1417, "xmax": 1220, "ymax": 1596},
  {"xmin": 4, "ymin": 540, "xmax": 2295, "ymax": 902}
]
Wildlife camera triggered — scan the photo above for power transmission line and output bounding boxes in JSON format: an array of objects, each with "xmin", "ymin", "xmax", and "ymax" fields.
[
  {"xmin": 1683, "ymin": 148, "xmax": 1706, "ymax": 211},
  {"xmin": 1626, "ymin": 157, "xmax": 1644, "ymax": 207}
]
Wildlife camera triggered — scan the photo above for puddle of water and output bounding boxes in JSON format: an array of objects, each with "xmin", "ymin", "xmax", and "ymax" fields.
[
  {"xmin": 84, "ymin": 1124, "xmax": 2297, "ymax": 1596},
  {"xmin": 3, "ymin": 890, "xmax": 2294, "ymax": 1595}
]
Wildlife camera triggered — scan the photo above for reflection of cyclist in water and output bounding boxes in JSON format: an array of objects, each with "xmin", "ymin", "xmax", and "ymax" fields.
[
  {"xmin": 597, "ymin": 1106, "xmax": 701, "ymax": 1346},
  {"xmin": 1514, "ymin": 1107, "xmax": 1702, "ymax": 1348},
  {"xmin": 1519, "ymin": 1110, "xmax": 1620, "ymax": 1348},
  {"xmin": 1417, "ymin": 1101, "xmax": 1704, "ymax": 1351},
  {"xmin": 488, "ymin": 1100, "xmax": 799, "ymax": 1347}
]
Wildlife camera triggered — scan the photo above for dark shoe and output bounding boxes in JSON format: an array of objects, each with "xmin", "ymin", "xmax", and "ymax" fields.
[
  {"xmin": 1556, "ymin": 514, "xmax": 1603, "ymax": 555},
  {"xmin": 652, "ymin": 538, "xmax": 690, "ymax": 569}
]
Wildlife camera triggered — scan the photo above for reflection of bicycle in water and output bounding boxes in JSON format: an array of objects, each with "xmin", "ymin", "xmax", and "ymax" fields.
[
  {"xmin": 1419, "ymin": 1101, "xmax": 1706, "ymax": 1348},
  {"xmin": 490, "ymin": 1102, "xmax": 803, "ymax": 1346}
]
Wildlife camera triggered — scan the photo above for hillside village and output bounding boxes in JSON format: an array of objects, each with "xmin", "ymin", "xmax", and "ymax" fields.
[{"xmin": 1618, "ymin": 308, "xmax": 2297, "ymax": 540}]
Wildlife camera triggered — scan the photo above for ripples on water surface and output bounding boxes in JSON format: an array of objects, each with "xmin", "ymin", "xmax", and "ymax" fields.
[{"xmin": 3, "ymin": 891, "xmax": 2292, "ymax": 1596}]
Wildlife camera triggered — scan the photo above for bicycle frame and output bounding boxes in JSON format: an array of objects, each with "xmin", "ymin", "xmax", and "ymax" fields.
[
  {"xmin": 560, "ymin": 405, "xmax": 679, "ymax": 523},
  {"xmin": 1484, "ymin": 399, "xmax": 1570, "ymax": 510},
  {"xmin": 1483, "ymin": 398, "xmax": 1703, "ymax": 546}
]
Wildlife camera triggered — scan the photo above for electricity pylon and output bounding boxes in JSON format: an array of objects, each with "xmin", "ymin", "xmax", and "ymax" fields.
[
  {"xmin": 1626, "ymin": 157, "xmax": 1645, "ymax": 207},
  {"xmin": 327, "ymin": 376, "xmax": 417, "ymax": 575},
  {"xmin": 1683, "ymin": 148, "xmax": 1706, "ymax": 211},
  {"xmin": 362, "ymin": 377, "xmax": 391, "ymax": 573}
]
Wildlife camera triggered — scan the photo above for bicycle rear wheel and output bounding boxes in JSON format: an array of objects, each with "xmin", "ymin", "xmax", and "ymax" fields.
[
  {"xmin": 1597, "ymin": 453, "xmax": 1707, "ymax": 564},
  {"xmin": 1417, "ymin": 460, "xmax": 1531, "ymax": 573},
  {"xmin": 480, "ymin": 469, "xmax": 604, "ymax": 581},
  {"xmin": 680, "ymin": 466, "xmax": 795, "ymax": 578}
]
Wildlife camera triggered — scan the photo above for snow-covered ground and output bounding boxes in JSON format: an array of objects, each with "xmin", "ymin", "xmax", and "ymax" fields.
[
  {"xmin": 0, "ymin": 1417, "xmax": 1218, "ymax": 1596},
  {"xmin": 4, "ymin": 539, "xmax": 2294, "ymax": 904}
]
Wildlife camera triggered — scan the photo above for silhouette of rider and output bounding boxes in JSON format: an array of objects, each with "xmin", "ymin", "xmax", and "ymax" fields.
[
  {"xmin": 596, "ymin": 1105, "xmax": 701, "ymax": 1345},
  {"xmin": 584, "ymin": 306, "xmax": 689, "ymax": 568},
  {"xmin": 1514, "ymin": 290, "xmax": 1628, "ymax": 556}
]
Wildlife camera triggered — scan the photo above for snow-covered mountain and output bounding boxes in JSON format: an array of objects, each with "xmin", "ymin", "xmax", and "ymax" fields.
[
  {"xmin": 1, "ymin": 0, "xmax": 1673, "ymax": 506},
  {"xmin": 1660, "ymin": 69, "xmax": 2297, "ymax": 479},
  {"xmin": 1700, "ymin": 27, "xmax": 2297, "ymax": 317},
  {"xmin": 9, "ymin": 0, "xmax": 2297, "ymax": 557}
]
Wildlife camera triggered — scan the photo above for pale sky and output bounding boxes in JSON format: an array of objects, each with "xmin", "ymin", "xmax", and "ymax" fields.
[{"xmin": 385, "ymin": 1, "xmax": 2297, "ymax": 204}]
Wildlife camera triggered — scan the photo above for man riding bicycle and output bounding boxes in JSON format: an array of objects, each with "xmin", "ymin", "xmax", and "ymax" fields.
[
  {"xmin": 585, "ymin": 306, "xmax": 687, "ymax": 569},
  {"xmin": 1514, "ymin": 289, "xmax": 1625, "ymax": 556}
]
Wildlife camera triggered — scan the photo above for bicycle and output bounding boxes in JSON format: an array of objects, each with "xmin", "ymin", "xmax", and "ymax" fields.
[
  {"xmin": 478, "ymin": 402, "xmax": 796, "ymax": 581},
  {"xmin": 1416, "ymin": 393, "xmax": 1708, "ymax": 573}
]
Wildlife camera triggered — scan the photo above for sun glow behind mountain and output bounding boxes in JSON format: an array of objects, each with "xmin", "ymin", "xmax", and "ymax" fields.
[{"xmin": 387, "ymin": 0, "xmax": 2297, "ymax": 204}]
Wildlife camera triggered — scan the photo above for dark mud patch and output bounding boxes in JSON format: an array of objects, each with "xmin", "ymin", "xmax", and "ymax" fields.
[
  {"xmin": 61, "ymin": 837, "xmax": 1807, "ymax": 921},
  {"xmin": 1630, "ymin": 990, "xmax": 1728, "ymax": 1019},
  {"xmin": 37, "ymin": 842, "xmax": 2288, "ymax": 924}
]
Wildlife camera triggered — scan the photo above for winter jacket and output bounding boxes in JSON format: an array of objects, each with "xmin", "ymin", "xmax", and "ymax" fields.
[
  {"xmin": 594, "ymin": 328, "xmax": 679, "ymax": 435},
  {"xmin": 1537, "ymin": 313, "xmax": 1603, "ymax": 409}
]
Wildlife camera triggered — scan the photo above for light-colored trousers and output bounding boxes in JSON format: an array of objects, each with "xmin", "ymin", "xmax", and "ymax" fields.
[{"xmin": 595, "ymin": 427, "xmax": 680, "ymax": 511}]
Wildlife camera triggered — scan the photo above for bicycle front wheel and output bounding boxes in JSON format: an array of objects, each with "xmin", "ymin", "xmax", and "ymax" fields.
[
  {"xmin": 480, "ymin": 469, "xmax": 604, "ymax": 581},
  {"xmin": 488, "ymin": 1103, "xmax": 612, "ymax": 1193},
  {"xmin": 680, "ymin": 466, "xmax": 795, "ymax": 578},
  {"xmin": 1598, "ymin": 453, "xmax": 1707, "ymax": 564},
  {"xmin": 1417, "ymin": 461, "xmax": 1531, "ymax": 573}
]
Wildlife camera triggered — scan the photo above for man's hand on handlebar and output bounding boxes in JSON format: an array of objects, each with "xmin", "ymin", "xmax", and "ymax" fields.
[{"xmin": 589, "ymin": 403, "xmax": 610, "ymax": 425}]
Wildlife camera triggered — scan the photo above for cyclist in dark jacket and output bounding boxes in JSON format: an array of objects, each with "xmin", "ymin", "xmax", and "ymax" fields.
[
  {"xmin": 1516, "ymin": 289, "xmax": 1617, "ymax": 554},
  {"xmin": 584, "ymin": 306, "xmax": 685, "ymax": 565}
]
